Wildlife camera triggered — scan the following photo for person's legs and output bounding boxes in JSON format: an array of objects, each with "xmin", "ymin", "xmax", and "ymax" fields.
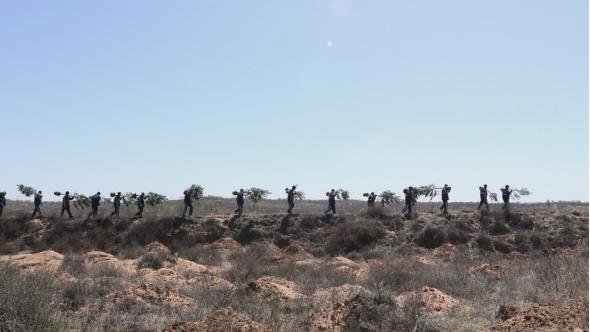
[
  {"xmin": 188, "ymin": 203, "xmax": 193, "ymax": 216},
  {"xmin": 61, "ymin": 206, "xmax": 65, "ymax": 217},
  {"xmin": 66, "ymin": 207, "xmax": 73, "ymax": 218}
]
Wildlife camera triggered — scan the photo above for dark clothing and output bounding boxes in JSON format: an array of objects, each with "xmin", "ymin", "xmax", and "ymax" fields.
[
  {"xmin": 88, "ymin": 194, "xmax": 101, "ymax": 218},
  {"xmin": 501, "ymin": 188, "xmax": 512, "ymax": 207},
  {"xmin": 325, "ymin": 193, "xmax": 337, "ymax": 214},
  {"xmin": 135, "ymin": 194, "xmax": 146, "ymax": 217},
  {"xmin": 367, "ymin": 194, "xmax": 377, "ymax": 208},
  {"xmin": 32, "ymin": 194, "xmax": 43, "ymax": 218},
  {"xmin": 440, "ymin": 187, "xmax": 451, "ymax": 215},
  {"xmin": 287, "ymin": 189, "xmax": 295, "ymax": 215},
  {"xmin": 61, "ymin": 194, "xmax": 74, "ymax": 218},
  {"xmin": 234, "ymin": 192, "xmax": 245, "ymax": 216},
  {"xmin": 478, "ymin": 187, "xmax": 489, "ymax": 210},
  {"xmin": 110, "ymin": 195, "xmax": 122, "ymax": 217},
  {"xmin": 183, "ymin": 193, "xmax": 193, "ymax": 217},
  {"xmin": 0, "ymin": 196, "xmax": 5, "ymax": 217},
  {"xmin": 441, "ymin": 187, "xmax": 451, "ymax": 202},
  {"xmin": 403, "ymin": 191, "xmax": 413, "ymax": 216}
]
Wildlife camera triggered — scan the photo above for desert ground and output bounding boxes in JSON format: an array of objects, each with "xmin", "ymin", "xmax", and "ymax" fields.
[{"xmin": 0, "ymin": 199, "xmax": 587, "ymax": 331}]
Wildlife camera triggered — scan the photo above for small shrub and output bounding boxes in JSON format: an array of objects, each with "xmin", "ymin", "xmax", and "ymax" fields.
[
  {"xmin": 61, "ymin": 254, "xmax": 85, "ymax": 276},
  {"xmin": 137, "ymin": 251, "xmax": 171, "ymax": 269},
  {"xmin": 179, "ymin": 245, "xmax": 222, "ymax": 266},
  {"xmin": 236, "ymin": 221, "xmax": 267, "ymax": 244},
  {"xmin": 225, "ymin": 243, "xmax": 274, "ymax": 283},
  {"xmin": 559, "ymin": 225, "xmax": 579, "ymax": 247},
  {"xmin": 416, "ymin": 224, "xmax": 447, "ymax": 249},
  {"xmin": 326, "ymin": 219, "xmax": 386, "ymax": 254},
  {"xmin": 493, "ymin": 240, "xmax": 513, "ymax": 254},
  {"xmin": 60, "ymin": 280, "xmax": 87, "ymax": 311},
  {"xmin": 476, "ymin": 235, "xmax": 495, "ymax": 252},
  {"xmin": 530, "ymin": 234, "xmax": 544, "ymax": 249},
  {"xmin": 513, "ymin": 234, "xmax": 531, "ymax": 253},
  {"xmin": 447, "ymin": 226, "xmax": 471, "ymax": 244},
  {"xmin": 489, "ymin": 220, "xmax": 511, "ymax": 235},
  {"xmin": 0, "ymin": 264, "xmax": 61, "ymax": 330}
]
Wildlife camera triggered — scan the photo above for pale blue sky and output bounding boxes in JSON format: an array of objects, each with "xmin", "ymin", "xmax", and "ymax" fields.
[{"xmin": 0, "ymin": 0, "xmax": 587, "ymax": 202}]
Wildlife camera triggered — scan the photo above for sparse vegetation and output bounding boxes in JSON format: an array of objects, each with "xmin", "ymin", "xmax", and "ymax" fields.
[{"xmin": 0, "ymin": 204, "xmax": 585, "ymax": 331}]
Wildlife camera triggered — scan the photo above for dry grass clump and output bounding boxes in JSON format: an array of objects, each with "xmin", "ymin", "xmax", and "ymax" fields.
[
  {"xmin": 0, "ymin": 264, "xmax": 64, "ymax": 331},
  {"xmin": 415, "ymin": 224, "xmax": 447, "ymax": 248},
  {"xmin": 326, "ymin": 219, "xmax": 386, "ymax": 255}
]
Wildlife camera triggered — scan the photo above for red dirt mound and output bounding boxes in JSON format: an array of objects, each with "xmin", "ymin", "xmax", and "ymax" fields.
[
  {"xmin": 313, "ymin": 284, "xmax": 371, "ymax": 306},
  {"xmin": 492, "ymin": 299, "xmax": 588, "ymax": 331},
  {"xmin": 0, "ymin": 250, "xmax": 63, "ymax": 271},
  {"xmin": 107, "ymin": 282, "xmax": 195, "ymax": 308},
  {"xmin": 143, "ymin": 241, "xmax": 170, "ymax": 255},
  {"xmin": 248, "ymin": 276, "xmax": 305, "ymax": 300},
  {"xmin": 209, "ymin": 237, "xmax": 242, "ymax": 252},
  {"xmin": 469, "ymin": 264, "xmax": 506, "ymax": 279},
  {"xmin": 282, "ymin": 244, "xmax": 314, "ymax": 260},
  {"xmin": 396, "ymin": 287, "xmax": 460, "ymax": 313},
  {"xmin": 164, "ymin": 307, "xmax": 271, "ymax": 332},
  {"xmin": 432, "ymin": 243, "xmax": 457, "ymax": 257}
]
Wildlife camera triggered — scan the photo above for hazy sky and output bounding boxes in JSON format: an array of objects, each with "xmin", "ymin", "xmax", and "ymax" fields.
[{"xmin": 0, "ymin": 0, "xmax": 587, "ymax": 202}]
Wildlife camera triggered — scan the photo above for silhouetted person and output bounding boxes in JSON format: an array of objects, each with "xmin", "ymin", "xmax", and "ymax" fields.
[
  {"xmin": 32, "ymin": 191, "xmax": 43, "ymax": 218},
  {"xmin": 182, "ymin": 190, "xmax": 193, "ymax": 217},
  {"xmin": 61, "ymin": 191, "xmax": 75, "ymax": 219},
  {"xmin": 234, "ymin": 189, "xmax": 245, "ymax": 216},
  {"xmin": 478, "ymin": 184, "xmax": 489, "ymax": 211},
  {"xmin": 402, "ymin": 187, "xmax": 413, "ymax": 217},
  {"xmin": 367, "ymin": 192, "xmax": 377, "ymax": 208},
  {"xmin": 88, "ymin": 192, "xmax": 101, "ymax": 218},
  {"xmin": 0, "ymin": 192, "xmax": 6, "ymax": 218},
  {"xmin": 501, "ymin": 185, "xmax": 512, "ymax": 208},
  {"xmin": 135, "ymin": 192, "xmax": 146, "ymax": 218},
  {"xmin": 110, "ymin": 192, "xmax": 122, "ymax": 217},
  {"xmin": 286, "ymin": 186, "xmax": 296, "ymax": 215},
  {"xmin": 440, "ymin": 184, "xmax": 451, "ymax": 215},
  {"xmin": 324, "ymin": 189, "xmax": 337, "ymax": 215}
]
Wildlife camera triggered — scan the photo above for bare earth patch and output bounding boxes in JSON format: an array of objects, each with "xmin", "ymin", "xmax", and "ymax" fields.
[{"xmin": 492, "ymin": 299, "xmax": 588, "ymax": 331}]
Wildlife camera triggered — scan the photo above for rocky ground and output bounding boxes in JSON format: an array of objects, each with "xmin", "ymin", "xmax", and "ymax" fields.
[{"xmin": 0, "ymin": 203, "xmax": 587, "ymax": 331}]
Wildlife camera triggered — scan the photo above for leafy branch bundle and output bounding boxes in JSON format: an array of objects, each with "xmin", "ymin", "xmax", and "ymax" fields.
[
  {"xmin": 123, "ymin": 193, "xmax": 137, "ymax": 207},
  {"xmin": 326, "ymin": 189, "xmax": 349, "ymax": 200},
  {"xmin": 146, "ymin": 192, "xmax": 167, "ymax": 206},
  {"xmin": 186, "ymin": 185, "xmax": 204, "ymax": 200},
  {"xmin": 489, "ymin": 193, "xmax": 498, "ymax": 202},
  {"xmin": 285, "ymin": 185, "xmax": 305, "ymax": 200},
  {"xmin": 246, "ymin": 187, "xmax": 271, "ymax": 203},
  {"xmin": 379, "ymin": 190, "xmax": 401, "ymax": 204},
  {"xmin": 17, "ymin": 184, "xmax": 36, "ymax": 197},
  {"xmin": 512, "ymin": 188, "xmax": 532, "ymax": 200},
  {"xmin": 73, "ymin": 194, "xmax": 91, "ymax": 210},
  {"xmin": 414, "ymin": 185, "xmax": 437, "ymax": 200}
]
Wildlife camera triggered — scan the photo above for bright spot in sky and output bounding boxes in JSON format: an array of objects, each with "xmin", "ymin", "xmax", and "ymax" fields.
[{"xmin": 327, "ymin": 41, "xmax": 333, "ymax": 47}]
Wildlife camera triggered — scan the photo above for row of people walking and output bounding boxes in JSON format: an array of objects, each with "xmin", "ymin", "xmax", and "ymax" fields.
[{"xmin": 0, "ymin": 184, "xmax": 517, "ymax": 219}]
